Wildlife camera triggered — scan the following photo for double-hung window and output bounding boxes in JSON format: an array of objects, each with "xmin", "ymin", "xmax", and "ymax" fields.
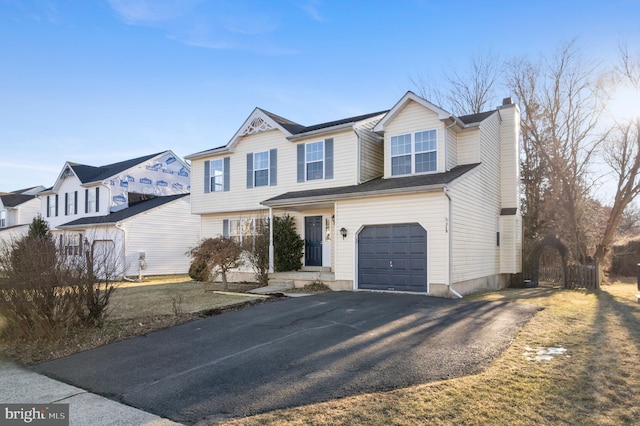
[
  {"xmin": 204, "ymin": 157, "xmax": 230, "ymax": 193},
  {"xmin": 86, "ymin": 188, "xmax": 99, "ymax": 213},
  {"xmin": 297, "ymin": 138, "xmax": 333, "ymax": 182},
  {"xmin": 210, "ymin": 159, "xmax": 224, "ymax": 192},
  {"xmin": 414, "ymin": 130, "xmax": 437, "ymax": 173},
  {"xmin": 306, "ymin": 141, "xmax": 324, "ymax": 180},
  {"xmin": 0, "ymin": 210, "xmax": 6, "ymax": 228},
  {"xmin": 254, "ymin": 151, "xmax": 269, "ymax": 187},
  {"xmin": 64, "ymin": 233, "xmax": 83, "ymax": 256},
  {"xmin": 390, "ymin": 129, "xmax": 437, "ymax": 176},
  {"xmin": 65, "ymin": 191, "xmax": 77, "ymax": 216},
  {"xmin": 47, "ymin": 195, "xmax": 58, "ymax": 217}
]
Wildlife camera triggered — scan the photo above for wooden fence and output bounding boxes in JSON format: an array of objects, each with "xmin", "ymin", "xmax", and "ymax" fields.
[{"xmin": 536, "ymin": 264, "xmax": 598, "ymax": 289}]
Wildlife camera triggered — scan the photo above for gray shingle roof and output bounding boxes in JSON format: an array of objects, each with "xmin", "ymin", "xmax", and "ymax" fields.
[
  {"xmin": 0, "ymin": 193, "xmax": 35, "ymax": 208},
  {"xmin": 262, "ymin": 163, "xmax": 480, "ymax": 206},
  {"xmin": 458, "ymin": 110, "xmax": 496, "ymax": 125},
  {"xmin": 70, "ymin": 152, "xmax": 163, "ymax": 184},
  {"xmin": 58, "ymin": 194, "xmax": 189, "ymax": 228}
]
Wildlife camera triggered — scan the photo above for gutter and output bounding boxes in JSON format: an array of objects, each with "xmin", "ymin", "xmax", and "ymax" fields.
[
  {"xmin": 286, "ymin": 122, "xmax": 355, "ymax": 141},
  {"xmin": 444, "ymin": 187, "xmax": 463, "ymax": 299},
  {"xmin": 261, "ymin": 184, "xmax": 447, "ymax": 209}
]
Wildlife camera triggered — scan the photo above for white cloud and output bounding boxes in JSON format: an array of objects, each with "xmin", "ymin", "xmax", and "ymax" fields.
[
  {"xmin": 105, "ymin": 0, "xmax": 200, "ymax": 25},
  {"xmin": 297, "ymin": 0, "xmax": 323, "ymax": 22}
]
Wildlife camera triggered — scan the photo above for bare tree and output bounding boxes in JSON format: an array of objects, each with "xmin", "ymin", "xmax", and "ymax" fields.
[
  {"xmin": 411, "ymin": 50, "xmax": 503, "ymax": 115},
  {"xmin": 188, "ymin": 237, "xmax": 244, "ymax": 291},
  {"xmin": 507, "ymin": 40, "xmax": 607, "ymax": 268}
]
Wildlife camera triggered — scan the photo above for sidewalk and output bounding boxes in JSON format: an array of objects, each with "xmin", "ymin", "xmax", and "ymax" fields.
[{"xmin": 0, "ymin": 361, "xmax": 181, "ymax": 426}]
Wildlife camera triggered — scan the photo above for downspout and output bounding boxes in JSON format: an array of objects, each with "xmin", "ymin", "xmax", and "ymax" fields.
[
  {"xmin": 115, "ymin": 222, "xmax": 136, "ymax": 282},
  {"xmin": 268, "ymin": 207, "xmax": 274, "ymax": 273},
  {"xmin": 444, "ymin": 188, "xmax": 463, "ymax": 299}
]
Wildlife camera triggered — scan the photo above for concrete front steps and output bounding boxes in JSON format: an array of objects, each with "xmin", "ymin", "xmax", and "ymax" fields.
[{"xmin": 268, "ymin": 266, "xmax": 336, "ymax": 289}]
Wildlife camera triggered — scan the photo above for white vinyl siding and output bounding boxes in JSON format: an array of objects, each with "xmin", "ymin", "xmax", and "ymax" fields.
[
  {"xmin": 499, "ymin": 105, "xmax": 521, "ymax": 210},
  {"xmin": 356, "ymin": 128, "xmax": 383, "ymax": 183},
  {"xmin": 335, "ymin": 192, "xmax": 449, "ymax": 287},
  {"xmin": 448, "ymin": 113, "xmax": 502, "ymax": 283},
  {"xmin": 121, "ymin": 196, "xmax": 200, "ymax": 276},
  {"xmin": 190, "ymin": 128, "xmax": 359, "ymax": 215},
  {"xmin": 384, "ymin": 100, "xmax": 444, "ymax": 178},
  {"xmin": 445, "ymin": 127, "xmax": 458, "ymax": 170},
  {"xmin": 457, "ymin": 130, "xmax": 480, "ymax": 165}
]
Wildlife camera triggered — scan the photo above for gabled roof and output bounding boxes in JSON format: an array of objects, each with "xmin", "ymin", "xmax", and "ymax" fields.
[
  {"xmin": 70, "ymin": 152, "xmax": 163, "ymax": 184},
  {"xmin": 57, "ymin": 194, "xmax": 189, "ymax": 228},
  {"xmin": 185, "ymin": 109, "xmax": 388, "ymax": 160},
  {"xmin": 262, "ymin": 163, "xmax": 480, "ymax": 207}
]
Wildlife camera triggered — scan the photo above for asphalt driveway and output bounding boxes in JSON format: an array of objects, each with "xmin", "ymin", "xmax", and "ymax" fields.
[{"xmin": 33, "ymin": 292, "xmax": 539, "ymax": 424}]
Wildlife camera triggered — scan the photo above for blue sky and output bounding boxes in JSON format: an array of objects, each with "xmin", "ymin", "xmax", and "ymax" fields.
[{"xmin": 1, "ymin": 0, "xmax": 639, "ymax": 193}]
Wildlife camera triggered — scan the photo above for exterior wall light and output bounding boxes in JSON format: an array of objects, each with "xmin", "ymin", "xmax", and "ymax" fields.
[{"xmin": 340, "ymin": 227, "xmax": 347, "ymax": 239}]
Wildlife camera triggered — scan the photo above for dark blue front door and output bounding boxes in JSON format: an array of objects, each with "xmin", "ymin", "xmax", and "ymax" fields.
[{"xmin": 304, "ymin": 216, "xmax": 323, "ymax": 267}]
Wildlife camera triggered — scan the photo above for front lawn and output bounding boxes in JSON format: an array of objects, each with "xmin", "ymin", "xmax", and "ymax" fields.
[
  {"xmin": 0, "ymin": 277, "xmax": 267, "ymax": 365},
  {"xmin": 222, "ymin": 279, "xmax": 640, "ymax": 426}
]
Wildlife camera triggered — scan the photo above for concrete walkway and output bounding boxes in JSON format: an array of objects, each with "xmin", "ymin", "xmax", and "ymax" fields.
[{"xmin": 0, "ymin": 361, "xmax": 180, "ymax": 426}]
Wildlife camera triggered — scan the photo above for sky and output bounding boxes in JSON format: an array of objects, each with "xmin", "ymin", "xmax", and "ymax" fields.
[{"xmin": 1, "ymin": 0, "xmax": 639, "ymax": 194}]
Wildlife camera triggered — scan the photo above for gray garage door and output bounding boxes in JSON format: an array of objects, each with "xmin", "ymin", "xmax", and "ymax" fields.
[{"xmin": 358, "ymin": 223, "xmax": 428, "ymax": 292}]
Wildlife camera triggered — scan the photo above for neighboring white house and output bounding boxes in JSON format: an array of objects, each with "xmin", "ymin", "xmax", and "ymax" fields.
[
  {"xmin": 0, "ymin": 186, "xmax": 46, "ymax": 245},
  {"xmin": 37, "ymin": 151, "xmax": 200, "ymax": 278},
  {"xmin": 185, "ymin": 92, "xmax": 522, "ymax": 297}
]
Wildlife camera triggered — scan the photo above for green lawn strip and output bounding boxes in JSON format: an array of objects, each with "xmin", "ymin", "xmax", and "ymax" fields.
[{"xmin": 223, "ymin": 281, "xmax": 640, "ymax": 426}]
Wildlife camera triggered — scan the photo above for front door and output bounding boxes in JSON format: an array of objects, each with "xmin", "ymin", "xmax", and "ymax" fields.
[{"xmin": 304, "ymin": 216, "xmax": 323, "ymax": 266}]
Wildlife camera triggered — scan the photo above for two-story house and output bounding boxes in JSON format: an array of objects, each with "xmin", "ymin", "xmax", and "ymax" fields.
[
  {"xmin": 186, "ymin": 92, "xmax": 522, "ymax": 296},
  {"xmin": 0, "ymin": 186, "xmax": 46, "ymax": 244},
  {"xmin": 38, "ymin": 151, "xmax": 200, "ymax": 278}
]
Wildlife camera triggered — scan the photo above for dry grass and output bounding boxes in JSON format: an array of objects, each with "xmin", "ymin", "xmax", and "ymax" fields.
[
  {"xmin": 0, "ymin": 277, "xmax": 267, "ymax": 365},
  {"xmin": 222, "ymin": 279, "xmax": 640, "ymax": 426}
]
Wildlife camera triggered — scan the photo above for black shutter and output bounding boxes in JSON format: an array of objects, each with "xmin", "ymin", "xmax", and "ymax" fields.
[
  {"xmin": 74, "ymin": 191, "xmax": 78, "ymax": 214},
  {"xmin": 297, "ymin": 144, "xmax": 305, "ymax": 182},
  {"xmin": 325, "ymin": 138, "xmax": 334, "ymax": 179},
  {"xmin": 46, "ymin": 196, "xmax": 50, "ymax": 218},
  {"xmin": 246, "ymin": 153, "xmax": 254, "ymax": 189},
  {"xmin": 55, "ymin": 194, "xmax": 58, "ymax": 216},
  {"xmin": 65, "ymin": 193, "xmax": 68, "ymax": 215},
  {"xmin": 204, "ymin": 160, "xmax": 210, "ymax": 193},
  {"xmin": 85, "ymin": 189, "xmax": 88, "ymax": 213},
  {"xmin": 269, "ymin": 148, "xmax": 277, "ymax": 186},
  {"xmin": 223, "ymin": 219, "xmax": 229, "ymax": 237},
  {"xmin": 95, "ymin": 187, "xmax": 100, "ymax": 212},
  {"xmin": 223, "ymin": 157, "xmax": 230, "ymax": 191}
]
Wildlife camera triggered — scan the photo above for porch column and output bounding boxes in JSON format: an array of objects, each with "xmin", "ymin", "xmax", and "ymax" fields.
[{"xmin": 269, "ymin": 207, "xmax": 274, "ymax": 273}]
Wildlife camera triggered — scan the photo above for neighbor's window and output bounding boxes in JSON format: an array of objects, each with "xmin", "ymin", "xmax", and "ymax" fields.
[
  {"xmin": 306, "ymin": 141, "xmax": 324, "ymax": 180},
  {"xmin": 391, "ymin": 129, "xmax": 437, "ymax": 176},
  {"xmin": 254, "ymin": 151, "xmax": 269, "ymax": 187},
  {"xmin": 64, "ymin": 233, "xmax": 83, "ymax": 256},
  {"xmin": 0, "ymin": 210, "xmax": 6, "ymax": 228},
  {"xmin": 66, "ymin": 193, "xmax": 74, "ymax": 215},
  {"xmin": 48, "ymin": 195, "xmax": 57, "ymax": 217},
  {"xmin": 210, "ymin": 159, "xmax": 224, "ymax": 192},
  {"xmin": 87, "ymin": 189, "xmax": 97, "ymax": 213}
]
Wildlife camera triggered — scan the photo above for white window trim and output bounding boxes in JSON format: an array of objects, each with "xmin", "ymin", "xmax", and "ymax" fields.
[
  {"xmin": 228, "ymin": 218, "xmax": 267, "ymax": 245},
  {"xmin": 210, "ymin": 159, "xmax": 224, "ymax": 192},
  {"xmin": 253, "ymin": 150, "xmax": 270, "ymax": 187},
  {"xmin": 0, "ymin": 210, "xmax": 6, "ymax": 228},
  {"xmin": 64, "ymin": 233, "xmax": 83, "ymax": 257},
  {"xmin": 305, "ymin": 140, "xmax": 325, "ymax": 181},
  {"xmin": 390, "ymin": 129, "xmax": 438, "ymax": 176}
]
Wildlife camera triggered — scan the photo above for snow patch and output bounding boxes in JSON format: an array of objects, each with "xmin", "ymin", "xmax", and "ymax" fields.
[{"xmin": 524, "ymin": 346, "xmax": 569, "ymax": 361}]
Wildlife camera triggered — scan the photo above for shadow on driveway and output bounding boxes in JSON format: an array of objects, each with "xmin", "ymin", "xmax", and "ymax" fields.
[{"xmin": 33, "ymin": 292, "xmax": 540, "ymax": 424}]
